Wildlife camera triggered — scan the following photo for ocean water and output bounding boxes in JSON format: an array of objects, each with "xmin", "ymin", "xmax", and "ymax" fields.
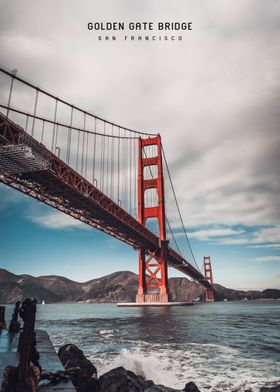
[{"xmin": 3, "ymin": 301, "xmax": 280, "ymax": 391}]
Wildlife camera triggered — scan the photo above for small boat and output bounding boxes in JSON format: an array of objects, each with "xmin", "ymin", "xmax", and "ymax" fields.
[{"xmin": 42, "ymin": 300, "xmax": 45, "ymax": 305}]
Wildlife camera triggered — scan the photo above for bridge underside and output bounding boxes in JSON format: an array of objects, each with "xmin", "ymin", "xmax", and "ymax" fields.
[{"xmin": 0, "ymin": 112, "xmax": 211, "ymax": 290}]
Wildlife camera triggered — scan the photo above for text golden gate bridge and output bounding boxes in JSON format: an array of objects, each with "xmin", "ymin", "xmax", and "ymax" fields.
[{"xmin": 0, "ymin": 67, "xmax": 214, "ymax": 303}]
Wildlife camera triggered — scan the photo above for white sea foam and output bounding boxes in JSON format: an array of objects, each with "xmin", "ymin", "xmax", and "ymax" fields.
[
  {"xmin": 99, "ymin": 329, "xmax": 116, "ymax": 335},
  {"xmin": 91, "ymin": 342, "xmax": 280, "ymax": 391}
]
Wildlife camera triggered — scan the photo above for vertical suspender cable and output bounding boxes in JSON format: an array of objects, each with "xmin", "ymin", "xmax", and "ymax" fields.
[
  {"xmin": 31, "ymin": 89, "xmax": 39, "ymax": 136},
  {"xmin": 122, "ymin": 131, "xmax": 126, "ymax": 207},
  {"xmin": 110, "ymin": 125, "xmax": 114, "ymax": 198},
  {"xmin": 54, "ymin": 105, "xmax": 59, "ymax": 153},
  {"xmin": 81, "ymin": 113, "xmax": 86, "ymax": 176},
  {"xmin": 104, "ymin": 132, "xmax": 107, "ymax": 193},
  {"xmin": 76, "ymin": 114, "xmax": 82, "ymax": 171},
  {"xmin": 40, "ymin": 120, "xmax": 45, "ymax": 143},
  {"xmin": 92, "ymin": 118, "xmax": 97, "ymax": 184},
  {"xmin": 85, "ymin": 115, "xmax": 88, "ymax": 179},
  {"xmin": 124, "ymin": 131, "xmax": 127, "ymax": 210},
  {"xmin": 6, "ymin": 72, "xmax": 16, "ymax": 117},
  {"xmin": 117, "ymin": 127, "xmax": 120, "ymax": 205},
  {"xmin": 129, "ymin": 136, "xmax": 132, "ymax": 214},
  {"xmin": 134, "ymin": 138, "xmax": 137, "ymax": 218},
  {"xmin": 55, "ymin": 124, "xmax": 60, "ymax": 157},
  {"xmin": 25, "ymin": 115, "xmax": 29, "ymax": 133},
  {"xmin": 120, "ymin": 132, "xmax": 123, "ymax": 207},
  {"xmin": 100, "ymin": 122, "xmax": 105, "ymax": 191},
  {"xmin": 106, "ymin": 131, "xmax": 109, "ymax": 195},
  {"xmin": 51, "ymin": 99, "xmax": 58, "ymax": 152},
  {"xmin": 66, "ymin": 106, "xmax": 73, "ymax": 164}
]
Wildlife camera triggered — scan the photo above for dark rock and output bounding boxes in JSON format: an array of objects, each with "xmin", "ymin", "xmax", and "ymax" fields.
[
  {"xmin": 58, "ymin": 344, "xmax": 98, "ymax": 392},
  {"xmin": 99, "ymin": 366, "xmax": 144, "ymax": 391},
  {"xmin": 142, "ymin": 379, "xmax": 155, "ymax": 388},
  {"xmin": 183, "ymin": 382, "xmax": 200, "ymax": 391},
  {"xmin": 58, "ymin": 344, "xmax": 97, "ymax": 374},
  {"xmin": 137, "ymin": 375, "xmax": 146, "ymax": 383},
  {"xmin": 144, "ymin": 385, "xmax": 179, "ymax": 391},
  {"xmin": 260, "ymin": 386, "xmax": 280, "ymax": 391}
]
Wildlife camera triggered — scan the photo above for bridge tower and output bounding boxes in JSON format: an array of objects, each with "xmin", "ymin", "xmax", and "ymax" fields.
[
  {"xmin": 136, "ymin": 135, "xmax": 169, "ymax": 303},
  {"xmin": 204, "ymin": 256, "xmax": 215, "ymax": 302}
]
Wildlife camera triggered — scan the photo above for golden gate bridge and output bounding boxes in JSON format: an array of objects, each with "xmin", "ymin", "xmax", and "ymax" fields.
[{"xmin": 0, "ymin": 67, "xmax": 214, "ymax": 304}]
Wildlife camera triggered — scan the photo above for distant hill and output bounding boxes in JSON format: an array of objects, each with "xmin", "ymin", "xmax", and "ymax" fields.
[{"xmin": 0, "ymin": 268, "xmax": 279, "ymax": 303}]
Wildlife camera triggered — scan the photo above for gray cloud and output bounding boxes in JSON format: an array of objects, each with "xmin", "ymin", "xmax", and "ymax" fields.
[
  {"xmin": 0, "ymin": 0, "xmax": 280, "ymax": 234},
  {"xmin": 253, "ymin": 256, "xmax": 280, "ymax": 263},
  {"xmin": 27, "ymin": 210, "xmax": 89, "ymax": 230}
]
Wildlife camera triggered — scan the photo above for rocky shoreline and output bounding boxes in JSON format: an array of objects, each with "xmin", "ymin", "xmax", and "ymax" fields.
[
  {"xmin": 58, "ymin": 344, "xmax": 280, "ymax": 392},
  {"xmin": 58, "ymin": 343, "xmax": 200, "ymax": 391}
]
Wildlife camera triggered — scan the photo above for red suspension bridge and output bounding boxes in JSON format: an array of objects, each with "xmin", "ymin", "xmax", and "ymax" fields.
[{"xmin": 0, "ymin": 67, "xmax": 214, "ymax": 303}]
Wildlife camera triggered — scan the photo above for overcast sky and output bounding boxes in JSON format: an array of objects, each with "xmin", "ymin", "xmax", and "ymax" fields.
[{"xmin": 0, "ymin": 0, "xmax": 279, "ymax": 290}]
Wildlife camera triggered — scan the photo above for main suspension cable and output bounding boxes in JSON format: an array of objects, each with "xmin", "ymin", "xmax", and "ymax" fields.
[{"xmin": 0, "ymin": 66, "xmax": 156, "ymax": 137}]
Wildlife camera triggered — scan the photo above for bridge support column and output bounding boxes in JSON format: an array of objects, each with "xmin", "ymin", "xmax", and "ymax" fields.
[
  {"xmin": 159, "ymin": 239, "xmax": 169, "ymax": 302},
  {"xmin": 136, "ymin": 135, "xmax": 169, "ymax": 304},
  {"xmin": 204, "ymin": 256, "xmax": 215, "ymax": 302},
  {"xmin": 136, "ymin": 249, "xmax": 146, "ymax": 303}
]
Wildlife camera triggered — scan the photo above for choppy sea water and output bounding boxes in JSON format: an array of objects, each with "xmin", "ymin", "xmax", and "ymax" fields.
[{"xmin": 3, "ymin": 301, "xmax": 280, "ymax": 391}]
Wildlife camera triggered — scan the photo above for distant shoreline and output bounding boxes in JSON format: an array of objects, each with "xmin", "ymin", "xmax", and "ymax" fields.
[
  {"xmin": 2, "ymin": 298, "xmax": 280, "ymax": 305},
  {"xmin": 1, "ymin": 268, "xmax": 279, "ymax": 304}
]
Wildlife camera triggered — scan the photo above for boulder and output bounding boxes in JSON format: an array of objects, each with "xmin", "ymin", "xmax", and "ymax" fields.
[
  {"xmin": 58, "ymin": 344, "xmax": 98, "ymax": 392},
  {"xmin": 144, "ymin": 385, "xmax": 179, "ymax": 391},
  {"xmin": 183, "ymin": 382, "xmax": 200, "ymax": 391},
  {"xmin": 142, "ymin": 379, "xmax": 155, "ymax": 389},
  {"xmin": 99, "ymin": 366, "xmax": 144, "ymax": 392},
  {"xmin": 144, "ymin": 381, "xmax": 200, "ymax": 392},
  {"xmin": 57, "ymin": 343, "xmax": 201, "ymax": 392}
]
